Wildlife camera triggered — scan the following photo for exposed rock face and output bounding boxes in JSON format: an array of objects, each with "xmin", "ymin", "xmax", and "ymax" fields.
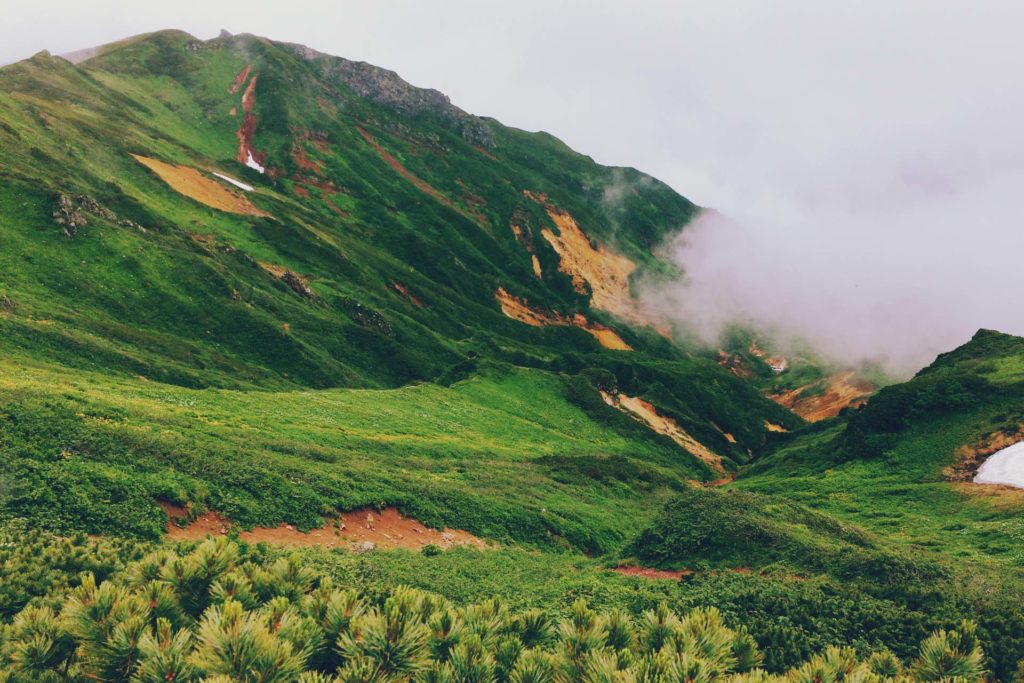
[
  {"xmin": 285, "ymin": 42, "xmax": 493, "ymax": 147},
  {"xmin": 53, "ymin": 194, "xmax": 86, "ymax": 236},
  {"xmin": 279, "ymin": 271, "xmax": 316, "ymax": 300},
  {"xmin": 342, "ymin": 298, "xmax": 393, "ymax": 335},
  {"xmin": 53, "ymin": 193, "xmax": 145, "ymax": 236}
]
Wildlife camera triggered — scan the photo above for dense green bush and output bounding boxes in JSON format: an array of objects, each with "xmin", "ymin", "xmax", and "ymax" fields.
[{"xmin": 0, "ymin": 538, "xmax": 989, "ymax": 682}]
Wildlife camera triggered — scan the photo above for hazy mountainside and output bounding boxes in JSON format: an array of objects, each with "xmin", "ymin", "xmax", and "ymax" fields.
[
  {"xmin": 5, "ymin": 29, "xmax": 1024, "ymax": 681},
  {"xmin": 0, "ymin": 28, "xmax": 698, "ymax": 390},
  {"xmin": 0, "ymin": 28, "xmax": 800, "ymax": 548}
]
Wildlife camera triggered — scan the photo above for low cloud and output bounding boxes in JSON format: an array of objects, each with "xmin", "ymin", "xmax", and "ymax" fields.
[{"xmin": 641, "ymin": 166, "xmax": 1024, "ymax": 376}]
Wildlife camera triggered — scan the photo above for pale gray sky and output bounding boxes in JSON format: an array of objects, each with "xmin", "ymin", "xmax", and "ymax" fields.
[{"xmin": 4, "ymin": 1, "xmax": 1023, "ymax": 371}]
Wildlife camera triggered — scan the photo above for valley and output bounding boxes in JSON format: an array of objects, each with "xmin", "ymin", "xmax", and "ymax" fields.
[{"xmin": 0, "ymin": 28, "xmax": 1021, "ymax": 682}]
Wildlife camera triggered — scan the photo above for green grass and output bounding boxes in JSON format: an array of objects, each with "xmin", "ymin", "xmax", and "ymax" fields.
[
  {"xmin": 4, "ymin": 30, "xmax": 1024, "ymax": 682},
  {"xmin": 0, "ymin": 358, "xmax": 703, "ymax": 553}
]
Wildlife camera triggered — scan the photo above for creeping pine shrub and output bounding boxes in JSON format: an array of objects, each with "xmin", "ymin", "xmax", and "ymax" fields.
[{"xmin": 0, "ymin": 537, "xmax": 989, "ymax": 682}]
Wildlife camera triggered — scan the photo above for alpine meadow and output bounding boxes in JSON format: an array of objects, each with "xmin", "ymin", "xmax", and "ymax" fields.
[{"xmin": 1, "ymin": 23, "xmax": 1023, "ymax": 683}]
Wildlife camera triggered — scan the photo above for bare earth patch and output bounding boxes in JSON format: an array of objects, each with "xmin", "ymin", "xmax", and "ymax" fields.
[
  {"xmin": 524, "ymin": 192, "xmax": 644, "ymax": 323},
  {"xmin": 601, "ymin": 391, "xmax": 725, "ymax": 474},
  {"xmin": 228, "ymin": 64, "xmax": 252, "ymax": 94},
  {"xmin": 496, "ymin": 287, "xmax": 631, "ymax": 351},
  {"xmin": 131, "ymin": 155, "xmax": 272, "ymax": 217},
  {"xmin": 236, "ymin": 73, "xmax": 267, "ymax": 172},
  {"xmin": 391, "ymin": 282, "xmax": 424, "ymax": 307},
  {"xmin": 612, "ymin": 566, "xmax": 689, "ymax": 581},
  {"xmin": 161, "ymin": 502, "xmax": 489, "ymax": 551},
  {"xmin": 769, "ymin": 371, "xmax": 874, "ymax": 422}
]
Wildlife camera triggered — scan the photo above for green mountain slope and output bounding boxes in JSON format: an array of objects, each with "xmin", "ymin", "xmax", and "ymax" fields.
[
  {"xmin": 690, "ymin": 329, "xmax": 1024, "ymax": 676},
  {"xmin": 6, "ymin": 29, "xmax": 1024, "ymax": 679},
  {"xmin": 0, "ymin": 29, "xmax": 800, "ymax": 547}
]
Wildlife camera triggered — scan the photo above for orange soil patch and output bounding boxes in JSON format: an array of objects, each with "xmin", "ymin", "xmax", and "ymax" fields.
[
  {"xmin": 161, "ymin": 502, "xmax": 488, "ymax": 551},
  {"xmin": 764, "ymin": 421, "xmax": 789, "ymax": 433},
  {"xmin": 293, "ymin": 184, "xmax": 310, "ymax": 198},
  {"xmin": 747, "ymin": 339, "xmax": 788, "ymax": 373},
  {"xmin": 496, "ymin": 287, "xmax": 631, "ymax": 351},
  {"xmin": 228, "ymin": 64, "xmax": 252, "ymax": 94},
  {"xmin": 713, "ymin": 423, "xmax": 737, "ymax": 444},
  {"xmin": 356, "ymin": 126, "xmax": 486, "ymax": 228},
  {"xmin": 510, "ymin": 223, "xmax": 543, "ymax": 277},
  {"xmin": 291, "ymin": 140, "xmax": 324, "ymax": 174},
  {"xmin": 229, "ymin": 106, "xmax": 237, "ymax": 117},
  {"xmin": 524, "ymin": 191, "xmax": 642, "ymax": 324},
  {"xmin": 530, "ymin": 255, "xmax": 543, "ymax": 278},
  {"xmin": 613, "ymin": 566, "xmax": 689, "ymax": 581},
  {"xmin": 235, "ymin": 74, "xmax": 267, "ymax": 169},
  {"xmin": 717, "ymin": 350, "xmax": 754, "ymax": 379},
  {"xmin": 131, "ymin": 155, "xmax": 272, "ymax": 218},
  {"xmin": 601, "ymin": 391, "xmax": 725, "ymax": 473},
  {"xmin": 474, "ymin": 144, "xmax": 497, "ymax": 160},
  {"xmin": 323, "ymin": 195, "xmax": 351, "ymax": 219},
  {"xmin": 770, "ymin": 371, "xmax": 874, "ymax": 422},
  {"xmin": 391, "ymin": 282, "xmax": 424, "ymax": 307},
  {"xmin": 944, "ymin": 425, "xmax": 1024, "ymax": 482}
]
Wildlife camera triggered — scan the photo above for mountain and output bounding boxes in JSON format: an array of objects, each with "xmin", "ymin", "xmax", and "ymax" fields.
[
  {"xmin": 3, "ymin": 29, "xmax": 1024, "ymax": 680},
  {"xmin": 0, "ymin": 29, "xmax": 802, "ymax": 545}
]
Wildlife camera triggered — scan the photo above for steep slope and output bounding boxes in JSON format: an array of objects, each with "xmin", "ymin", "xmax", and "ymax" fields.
[{"xmin": 0, "ymin": 30, "xmax": 802, "ymax": 551}]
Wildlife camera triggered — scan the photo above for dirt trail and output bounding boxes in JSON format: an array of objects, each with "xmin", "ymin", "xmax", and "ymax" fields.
[
  {"xmin": 601, "ymin": 391, "xmax": 724, "ymax": 473},
  {"xmin": 496, "ymin": 287, "xmax": 632, "ymax": 351},
  {"xmin": 769, "ymin": 371, "xmax": 874, "ymax": 422},
  {"xmin": 131, "ymin": 155, "xmax": 272, "ymax": 218},
  {"xmin": 161, "ymin": 503, "xmax": 488, "ymax": 551}
]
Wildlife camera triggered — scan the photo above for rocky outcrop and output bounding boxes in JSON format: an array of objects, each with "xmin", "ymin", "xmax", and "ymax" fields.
[
  {"xmin": 53, "ymin": 193, "xmax": 144, "ymax": 237},
  {"xmin": 286, "ymin": 42, "xmax": 493, "ymax": 147},
  {"xmin": 280, "ymin": 271, "xmax": 316, "ymax": 300},
  {"xmin": 52, "ymin": 194, "xmax": 86, "ymax": 236},
  {"xmin": 341, "ymin": 298, "xmax": 393, "ymax": 335}
]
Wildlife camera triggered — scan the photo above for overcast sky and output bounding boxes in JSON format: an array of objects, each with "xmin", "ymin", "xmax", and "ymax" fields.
[{"xmin": 4, "ymin": 1, "xmax": 1022, "ymax": 373}]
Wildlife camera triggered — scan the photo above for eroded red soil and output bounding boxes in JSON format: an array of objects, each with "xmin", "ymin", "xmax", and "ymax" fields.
[{"xmin": 161, "ymin": 502, "xmax": 488, "ymax": 551}]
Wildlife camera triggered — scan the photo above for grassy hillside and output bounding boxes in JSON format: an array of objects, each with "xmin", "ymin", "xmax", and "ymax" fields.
[
  {"xmin": 0, "ymin": 29, "xmax": 801, "ymax": 546},
  {"xmin": 3, "ymin": 29, "xmax": 1024, "ymax": 681},
  {"xmin": 697, "ymin": 329, "xmax": 1024, "ymax": 676}
]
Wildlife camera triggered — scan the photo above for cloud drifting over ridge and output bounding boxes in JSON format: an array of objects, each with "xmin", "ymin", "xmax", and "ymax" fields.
[{"xmin": 633, "ymin": 3, "xmax": 1024, "ymax": 374}]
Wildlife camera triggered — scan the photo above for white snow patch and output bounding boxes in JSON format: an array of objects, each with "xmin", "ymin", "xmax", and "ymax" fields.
[
  {"xmin": 974, "ymin": 441, "xmax": 1024, "ymax": 488},
  {"xmin": 245, "ymin": 151, "xmax": 265, "ymax": 174},
  {"xmin": 212, "ymin": 172, "xmax": 254, "ymax": 192}
]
